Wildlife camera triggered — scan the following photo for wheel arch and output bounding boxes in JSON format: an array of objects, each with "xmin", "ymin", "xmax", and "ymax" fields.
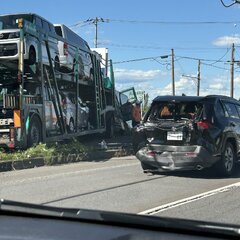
[
  {"xmin": 222, "ymin": 136, "xmax": 238, "ymax": 154},
  {"xmin": 225, "ymin": 137, "xmax": 238, "ymax": 157}
]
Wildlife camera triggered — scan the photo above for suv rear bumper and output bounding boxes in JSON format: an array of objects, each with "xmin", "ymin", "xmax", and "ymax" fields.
[{"xmin": 136, "ymin": 145, "xmax": 219, "ymax": 171}]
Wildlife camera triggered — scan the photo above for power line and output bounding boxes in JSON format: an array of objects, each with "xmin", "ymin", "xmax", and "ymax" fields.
[
  {"xmin": 208, "ymin": 48, "xmax": 231, "ymax": 65},
  {"xmin": 113, "ymin": 53, "xmax": 232, "ymax": 73},
  {"xmin": 77, "ymin": 19, "xmax": 240, "ymax": 25},
  {"xmin": 109, "ymin": 18, "xmax": 240, "ymax": 25},
  {"xmin": 220, "ymin": 0, "xmax": 238, "ymax": 7},
  {"xmin": 113, "ymin": 55, "xmax": 170, "ymax": 64},
  {"xmin": 201, "ymin": 62, "xmax": 230, "ymax": 71},
  {"xmin": 98, "ymin": 42, "xmax": 228, "ymax": 51},
  {"xmin": 175, "ymin": 55, "xmax": 228, "ymax": 63},
  {"xmin": 70, "ymin": 17, "xmax": 240, "ymax": 28}
]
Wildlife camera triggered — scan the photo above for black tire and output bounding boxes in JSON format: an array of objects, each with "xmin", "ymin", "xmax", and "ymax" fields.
[
  {"xmin": 68, "ymin": 118, "xmax": 75, "ymax": 133},
  {"xmin": 28, "ymin": 116, "xmax": 42, "ymax": 147},
  {"xmin": 28, "ymin": 47, "xmax": 36, "ymax": 65},
  {"xmin": 217, "ymin": 142, "xmax": 236, "ymax": 177}
]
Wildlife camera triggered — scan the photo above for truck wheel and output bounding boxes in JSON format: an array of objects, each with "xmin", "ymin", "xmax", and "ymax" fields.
[
  {"xmin": 28, "ymin": 47, "xmax": 36, "ymax": 65},
  {"xmin": 28, "ymin": 116, "xmax": 42, "ymax": 147},
  {"xmin": 218, "ymin": 142, "xmax": 236, "ymax": 177}
]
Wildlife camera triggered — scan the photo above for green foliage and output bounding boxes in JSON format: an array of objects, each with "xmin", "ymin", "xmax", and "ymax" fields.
[{"xmin": 0, "ymin": 139, "xmax": 87, "ymax": 164}]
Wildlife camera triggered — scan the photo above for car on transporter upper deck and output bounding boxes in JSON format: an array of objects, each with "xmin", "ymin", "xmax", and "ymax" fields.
[
  {"xmin": 54, "ymin": 24, "xmax": 93, "ymax": 80},
  {"xmin": 0, "ymin": 13, "xmax": 59, "ymax": 68},
  {"xmin": 132, "ymin": 95, "xmax": 240, "ymax": 177}
]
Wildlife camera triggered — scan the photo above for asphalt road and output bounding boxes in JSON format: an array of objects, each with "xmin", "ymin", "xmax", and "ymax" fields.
[{"xmin": 1, "ymin": 155, "xmax": 240, "ymax": 225}]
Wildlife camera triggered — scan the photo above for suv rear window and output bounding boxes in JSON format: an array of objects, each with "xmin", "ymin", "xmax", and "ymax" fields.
[{"xmin": 146, "ymin": 101, "xmax": 202, "ymax": 121}]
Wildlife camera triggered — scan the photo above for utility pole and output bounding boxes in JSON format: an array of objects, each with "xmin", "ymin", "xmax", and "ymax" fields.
[
  {"xmin": 197, "ymin": 60, "xmax": 201, "ymax": 96},
  {"xmin": 171, "ymin": 49, "xmax": 175, "ymax": 96},
  {"xmin": 85, "ymin": 17, "xmax": 106, "ymax": 48},
  {"xmin": 230, "ymin": 43, "xmax": 235, "ymax": 98},
  {"xmin": 182, "ymin": 59, "xmax": 201, "ymax": 96}
]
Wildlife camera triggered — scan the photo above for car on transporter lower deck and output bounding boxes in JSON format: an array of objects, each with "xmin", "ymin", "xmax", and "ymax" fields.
[{"xmin": 132, "ymin": 95, "xmax": 240, "ymax": 177}]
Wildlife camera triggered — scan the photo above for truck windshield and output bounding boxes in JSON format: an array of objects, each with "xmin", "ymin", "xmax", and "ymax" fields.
[{"xmin": 0, "ymin": 14, "xmax": 33, "ymax": 30}]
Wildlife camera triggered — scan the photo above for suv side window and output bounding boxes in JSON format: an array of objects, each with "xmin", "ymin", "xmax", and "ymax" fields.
[
  {"xmin": 234, "ymin": 104, "xmax": 240, "ymax": 117},
  {"xmin": 223, "ymin": 102, "xmax": 239, "ymax": 118},
  {"xmin": 215, "ymin": 100, "xmax": 225, "ymax": 118}
]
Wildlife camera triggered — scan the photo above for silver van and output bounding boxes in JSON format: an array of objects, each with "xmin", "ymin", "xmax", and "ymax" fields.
[
  {"xmin": 54, "ymin": 24, "xmax": 93, "ymax": 80},
  {"xmin": 0, "ymin": 13, "xmax": 59, "ymax": 67}
]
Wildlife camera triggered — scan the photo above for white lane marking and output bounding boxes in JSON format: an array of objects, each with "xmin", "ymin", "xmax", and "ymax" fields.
[
  {"xmin": 138, "ymin": 181, "xmax": 240, "ymax": 215},
  {"xmin": 1, "ymin": 162, "xmax": 140, "ymax": 186}
]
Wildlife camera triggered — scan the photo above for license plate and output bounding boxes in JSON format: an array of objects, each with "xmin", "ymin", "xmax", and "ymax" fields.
[{"xmin": 167, "ymin": 131, "xmax": 183, "ymax": 140}]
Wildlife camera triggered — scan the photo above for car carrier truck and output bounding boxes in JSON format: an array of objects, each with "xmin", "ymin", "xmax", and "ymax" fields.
[{"xmin": 0, "ymin": 16, "xmax": 136, "ymax": 149}]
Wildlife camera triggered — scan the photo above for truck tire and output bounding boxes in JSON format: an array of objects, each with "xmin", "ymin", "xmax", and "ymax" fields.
[{"xmin": 28, "ymin": 116, "xmax": 42, "ymax": 147}]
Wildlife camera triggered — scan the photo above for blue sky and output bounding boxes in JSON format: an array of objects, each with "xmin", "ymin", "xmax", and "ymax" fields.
[{"xmin": 2, "ymin": 0, "xmax": 240, "ymax": 100}]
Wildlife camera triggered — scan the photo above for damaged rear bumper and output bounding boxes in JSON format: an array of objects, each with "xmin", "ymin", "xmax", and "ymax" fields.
[{"xmin": 136, "ymin": 145, "xmax": 219, "ymax": 171}]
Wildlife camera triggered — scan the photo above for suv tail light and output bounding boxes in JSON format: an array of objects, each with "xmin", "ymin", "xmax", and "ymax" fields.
[
  {"xmin": 146, "ymin": 151, "xmax": 156, "ymax": 157},
  {"xmin": 197, "ymin": 120, "xmax": 211, "ymax": 129},
  {"xmin": 63, "ymin": 42, "xmax": 68, "ymax": 56}
]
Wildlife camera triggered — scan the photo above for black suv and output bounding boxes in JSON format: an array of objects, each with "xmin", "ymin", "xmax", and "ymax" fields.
[{"xmin": 132, "ymin": 95, "xmax": 240, "ymax": 176}]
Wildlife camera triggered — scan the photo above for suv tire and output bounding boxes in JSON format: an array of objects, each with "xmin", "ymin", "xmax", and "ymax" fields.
[{"xmin": 218, "ymin": 142, "xmax": 236, "ymax": 177}]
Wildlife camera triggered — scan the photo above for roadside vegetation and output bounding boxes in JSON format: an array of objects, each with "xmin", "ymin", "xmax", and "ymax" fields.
[{"xmin": 0, "ymin": 139, "xmax": 87, "ymax": 164}]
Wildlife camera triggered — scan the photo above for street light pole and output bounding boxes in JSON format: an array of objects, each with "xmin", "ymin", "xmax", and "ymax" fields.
[
  {"xmin": 231, "ymin": 43, "xmax": 235, "ymax": 98},
  {"xmin": 197, "ymin": 60, "xmax": 201, "ymax": 96},
  {"xmin": 171, "ymin": 49, "xmax": 175, "ymax": 96}
]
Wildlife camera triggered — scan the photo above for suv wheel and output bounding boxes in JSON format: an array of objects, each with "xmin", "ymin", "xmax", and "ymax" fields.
[{"xmin": 218, "ymin": 142, "xmax": 236, "ymax": 177}]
